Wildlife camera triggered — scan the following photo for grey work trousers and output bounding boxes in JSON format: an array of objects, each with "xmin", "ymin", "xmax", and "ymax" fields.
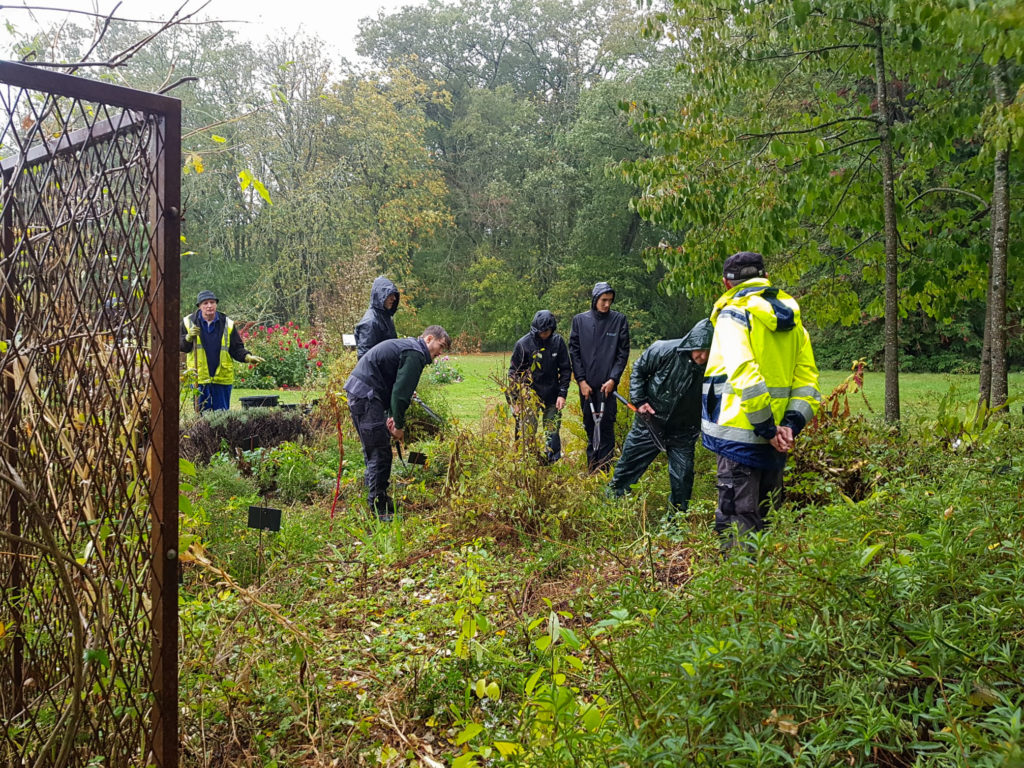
[{"xmin": 714, "ymin": 453, "xmax": 785, "ymax": 552}]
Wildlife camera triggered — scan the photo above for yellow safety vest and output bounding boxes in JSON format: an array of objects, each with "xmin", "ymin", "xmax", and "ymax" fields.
[{"xmin": 184, "ymin": 315, "xmax": 236, "ymax": 385}]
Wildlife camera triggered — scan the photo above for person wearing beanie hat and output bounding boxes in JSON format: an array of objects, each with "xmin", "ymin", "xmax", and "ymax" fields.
[
  {"xmin": 569, "ymin": 281, "xmax": 630, "ymax": 473},
  {"xmin": 181, "ymin": 290, "xmax": 264, "ymax": 411},
  {"xmin": 508, "ymin": 310, "xmax": 572, "ymax": 464},
  {"xmin": 702, "ymin": 252, "xmax": 820, "ymax": 553}
]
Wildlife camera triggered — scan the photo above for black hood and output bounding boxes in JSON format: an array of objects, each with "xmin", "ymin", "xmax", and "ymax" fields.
[
  {"xmin": 591, "ymin": 281, "xmax": 615, "ymax": 311},
  {"xmin": 370, "ymin": 276, "xmax": 399, "ymax": 316},
  {"xmin": 677, "ymin": 318, "xmax": 714, "ymax": 353},
  {"xmin": 530, "ymin": 310, "xmax": 557, "ymax": 337}
]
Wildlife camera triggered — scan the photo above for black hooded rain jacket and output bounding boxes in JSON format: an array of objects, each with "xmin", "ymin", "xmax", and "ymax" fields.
[
  {"xmin": 509, "ymin": 310, "xmax": 571, "ymax": 406},
  {"xmin": 630, "ymin": 319, "xmax": 714, "ymax": 432},
  {"xmin": 569, "ymin": 281, "xmax": 630, "ymax": 390},
  {"xmin": 354, "ymin": 276, "xmax": 399, "ymax": 359}
]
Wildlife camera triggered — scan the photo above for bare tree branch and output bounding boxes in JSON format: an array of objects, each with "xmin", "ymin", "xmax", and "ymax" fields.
[
  {"xmin": 906, "ymin": 186, "xmax": 989, "ymax": 210},
  {"xmin": 738, "ymin": 116, "xmax": 880, "ymax": 141}
]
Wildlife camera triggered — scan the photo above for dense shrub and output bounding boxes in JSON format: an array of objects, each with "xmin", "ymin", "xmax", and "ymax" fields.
[
  {"xmin": 424, "ymin": 354, "xmax": 463, "ymax": 384},
  {"xmin": 235, "ymin": 322, "xmax": 329, "ymax": 388},
  {"xmin": 605, "ymin": 420, "xmax": 1024, "ymax": 767},
  {"xmin": 180, "ymin": 408, "xmax": 311, "ymax": 464}
]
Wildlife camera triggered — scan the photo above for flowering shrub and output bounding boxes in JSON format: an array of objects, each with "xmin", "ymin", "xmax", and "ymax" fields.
[
  {"xmin": 235, "ymin": 322, "xmax": 328, "ymax": 389},
  {"xmin": 425, "ymin": 355, "xmax": 463, "ymax": 385}
]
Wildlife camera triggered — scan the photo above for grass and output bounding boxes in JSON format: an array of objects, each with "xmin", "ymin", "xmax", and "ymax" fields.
[
  {"xmin": 174, "ymin": 350, "xmax": 1024, "ymax": 767},
  {"xmin": 434, "ymin": 352, "xmax": 1023, "ymax": 425},
  {"xmin": 227, "ymin": 352, "xmax": 1022, "ymax": 422}
]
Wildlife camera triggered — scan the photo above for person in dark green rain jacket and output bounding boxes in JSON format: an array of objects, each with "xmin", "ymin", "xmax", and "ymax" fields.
[{"xmin": 609, "ymin": 318, "xmax": 714, "ymax": 515}]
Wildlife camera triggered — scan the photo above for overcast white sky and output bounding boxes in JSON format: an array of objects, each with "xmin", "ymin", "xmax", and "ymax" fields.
[{"xmin": 3, "ymin": 0, "xmax": 425, "ymax": 61}]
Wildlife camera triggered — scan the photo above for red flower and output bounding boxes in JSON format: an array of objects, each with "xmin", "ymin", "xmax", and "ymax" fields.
[{"xmin": 316, "ymin": 360, "xmax": 323, "ymax": 368}]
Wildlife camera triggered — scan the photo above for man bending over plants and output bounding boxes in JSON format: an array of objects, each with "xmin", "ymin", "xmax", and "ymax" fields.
[
  {"xmin": 344, "ymin": 325, "xmax": 451, "ymax": 521},
  {"xmin": 609, "ymin": 318, "xmax": 713, "ymax": 520},
  {"xmin": 181, "ymin": 290, "xmax": 264, "ymax": 411}
]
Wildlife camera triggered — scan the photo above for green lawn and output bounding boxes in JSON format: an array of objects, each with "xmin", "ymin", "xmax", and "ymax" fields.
[
  {"xmin": 438, "ymin": 352, "xmax": 1022, "ymax": 425},
  {"xmin": 224, "ymin": 352, "xmax": 1021, "ymax": 424}
]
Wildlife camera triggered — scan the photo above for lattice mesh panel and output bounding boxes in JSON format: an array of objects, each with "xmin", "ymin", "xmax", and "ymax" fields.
[{"xmin": 1, "ymin": 70, "xmax": 177, "ymax": 768}]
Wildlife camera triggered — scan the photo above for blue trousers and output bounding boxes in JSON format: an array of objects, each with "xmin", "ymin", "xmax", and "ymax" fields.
[
  {"xmin": 348, "ymin": 396, "xmax": 394, "ymax": 515},
  {"xmin": 197, "ymin": 383, "xmax": 232, "ymax": 411}
]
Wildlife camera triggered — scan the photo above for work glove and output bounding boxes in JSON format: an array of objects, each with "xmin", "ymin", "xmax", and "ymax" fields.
[
  {"xmin": 185, "ymin": 324, "xmax": 199, "ymax": 341},
  {"xmin": 245, "ymin": 354, "xmax": 265, "ymax": 364}
]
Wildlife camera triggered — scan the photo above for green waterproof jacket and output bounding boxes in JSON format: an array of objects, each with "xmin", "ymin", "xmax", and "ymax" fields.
[{"xmin": 629, "ymin": 319, "xmax": 714, "ymax": 428}]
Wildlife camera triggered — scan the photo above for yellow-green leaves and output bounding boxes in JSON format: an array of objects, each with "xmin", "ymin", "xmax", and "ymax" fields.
[{"xmin": 238, "ymin": 169, "xmax": 272, "ymax": 205}]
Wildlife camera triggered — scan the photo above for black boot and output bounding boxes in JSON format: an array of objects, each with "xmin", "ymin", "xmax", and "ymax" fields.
[{"xmin": 371, "ymin": 495, "xmax": 395, "ymax": 522}]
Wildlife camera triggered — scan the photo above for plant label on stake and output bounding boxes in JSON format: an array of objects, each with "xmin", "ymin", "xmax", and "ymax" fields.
[{"xmin": 248, "ymin": 506, "xmax": 282, "ymax": 586}]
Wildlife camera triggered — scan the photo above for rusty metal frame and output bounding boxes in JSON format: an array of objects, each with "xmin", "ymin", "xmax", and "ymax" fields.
[{"xmin": 0, "ymin": 60, "xmax": 180, "ymax": 767}]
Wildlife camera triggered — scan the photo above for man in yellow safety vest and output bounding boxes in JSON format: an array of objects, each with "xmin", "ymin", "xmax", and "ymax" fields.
[
  {"xmin": 181, "ymin": 290, "xmax": 264, "ymax": 411},
  {"xmin": 701, "ymin": 252, "xmax": 821, "ymax": 552}
]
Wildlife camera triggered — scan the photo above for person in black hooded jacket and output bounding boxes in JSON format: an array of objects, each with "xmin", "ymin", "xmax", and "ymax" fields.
[
  {"xmin": 509, "ymin": 310, "xmax": 572, "ymax": 463},
  {"xmin": 354, "ymin": 276, "xmax": 400, "ymax": 359},
  {"xmin": 569, "ymin": 281, "xmax": 630, "ymax": 472}
]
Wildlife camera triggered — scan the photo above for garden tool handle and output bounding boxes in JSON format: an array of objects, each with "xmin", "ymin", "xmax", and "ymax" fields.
[{"xmin": 613, "ymin": 391, "xmax": 636, "ymax": 412}]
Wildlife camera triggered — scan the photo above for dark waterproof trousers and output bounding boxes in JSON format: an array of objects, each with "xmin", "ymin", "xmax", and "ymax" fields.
[
  {"xmin": 610, "ymin": 421, "xmax": 699, "ymax": 512},
  {"xmin": 714, "ymin": 454, "xmax": 785, "ymax": 553},
  {"xmin": 348, "ymin": 396, "xmax": 395, "ymax": 517},
  {"xmin": 581, "ymin": 391, "xmax": 617, "ymax": 472},
  {"xmin": 515, "ymin": 403, "xmax": 562, "ymax": 463}
]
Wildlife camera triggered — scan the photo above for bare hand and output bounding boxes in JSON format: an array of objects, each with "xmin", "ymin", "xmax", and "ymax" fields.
[
  {"xmin": 386, "ymin": 417, "xmax": 404, "ymax": 443},
  {"xmin": 638, "ymin": 403, "xmax": 655, "ymax": 416},
  {"xmin": 769, "ymin": 426, "xmax": 794, "ymax": 453},
  {"xmin": 245, "ymin": 354, "xmax": 265, "ymax": 364},
  {"xmin": 579, "ymin": 381, "xmax": 592, "ymax": 399},
  {"xmin": 555, "ymin": 396, "xmax": 565, "ymax": 411},
  {"xmin": 601, "ymin": 379, "xmax": 616, "ymax": 396}
]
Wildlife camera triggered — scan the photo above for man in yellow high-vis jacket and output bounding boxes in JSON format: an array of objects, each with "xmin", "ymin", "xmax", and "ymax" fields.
[
  {"xmin": 181, "ymin": 290, "xmax": 264, "ymax": 411},
  {"xmin": 701, "ymin": 252, "xmax": 820, "ymax": 552}
]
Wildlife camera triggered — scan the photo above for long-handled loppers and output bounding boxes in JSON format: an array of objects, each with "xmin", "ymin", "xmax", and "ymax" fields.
[{"xmin": 613, "ymin": 392, "xmax": 668, "ymax": 452}]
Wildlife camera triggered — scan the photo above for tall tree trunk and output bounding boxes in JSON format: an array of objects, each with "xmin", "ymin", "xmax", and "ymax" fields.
[
  {"xmin": 873, "ymin": 25, "xmax": 901, "ymax": 423},
  {"xmin": 988, "ymin": 58, "xmax": 1011, "ymax": 412},
  {"xmin": 979, "ymin": 260, "xmax": 993, "ymax": 405}
]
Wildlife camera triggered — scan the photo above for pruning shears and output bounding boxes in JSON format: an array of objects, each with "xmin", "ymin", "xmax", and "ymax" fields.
[
  {"xmin": 588, "ymin": 394, "xmax": 604, "ymax": 452},
  {"xmin": 394, "ymin": 440, "xmax": 426, "ymax": 467},
  {"xmin": 412, "ymin": 393, "xmax": 444, "ymax": 425}
]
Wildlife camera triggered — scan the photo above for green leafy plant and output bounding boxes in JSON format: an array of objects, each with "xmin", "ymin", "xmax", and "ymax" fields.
[
  {"xmin": 426, "ymin": 354, "xmax": 464, "ymax": 385},
  {"xmin": 236, "ymin": 321, "xmax": 329, "ymax": 388}
]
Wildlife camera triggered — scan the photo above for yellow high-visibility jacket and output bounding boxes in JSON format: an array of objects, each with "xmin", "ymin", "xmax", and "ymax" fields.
[
  {"xmin": 701, "ymin": 278, "xmax": 820, "ymax": 468},
  {"xmin": 183, "ymin": 314, "xmax": 237, "ymax": 385}
]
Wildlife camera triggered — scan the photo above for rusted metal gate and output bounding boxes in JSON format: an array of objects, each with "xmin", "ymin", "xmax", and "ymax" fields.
[{"xmin": 0, "ymin": 61, "xmax": 180, "ymax": 767}]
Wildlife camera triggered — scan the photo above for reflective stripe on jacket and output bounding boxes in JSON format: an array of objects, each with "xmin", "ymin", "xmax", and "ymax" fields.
[
  {"xmin": 184, "ymin": 315, "xmax": 236, "ymax": 385},
  {"xmin": 701, "ymin": 278, "xmax": 820, "ymax": 469}
]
